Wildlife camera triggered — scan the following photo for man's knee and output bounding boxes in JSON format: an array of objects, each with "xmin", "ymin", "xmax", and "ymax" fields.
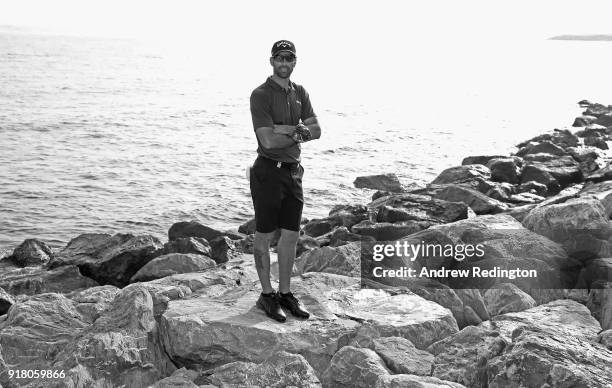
[
  {"xmin": 254, "ymin": 231, "xmax": 275, "ymax": 248},
  {"xmin": 278, "ymin": 228, "xmax": 299, "ymax": 245}
]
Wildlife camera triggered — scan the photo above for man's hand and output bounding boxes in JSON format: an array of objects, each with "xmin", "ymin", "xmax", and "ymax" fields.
[{"xmin": 272, "ymin": 124, "xmax": 296, "ymax": 135}]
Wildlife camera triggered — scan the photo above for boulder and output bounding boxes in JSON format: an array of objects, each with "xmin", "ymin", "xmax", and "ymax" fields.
[
  {"xmin": 328, "ymin": 226, "xmax": 375, "ymax": 247},
  {"xmin": 598, "ymin": 329, "xmax": 612, "ymax": 350},
  {"xmin": 573, "ymin": 115, "xmax": 598, "ymax": 127},
  {"xmin": 431, "ymin": 165, "xmax": 491, "ymax": 185},
  {"xmin": 427, "ymin": 325, "xmax": 507, "ymax": 388},
  {"xmin": 302, "ymin": 218, "xmax": 337, "ymax": 237},
  {"xmin": 522, "ymin": 197, "xmax": 612, "ymax": 260},
  {"xmin": 461, "ymin": 155, "xmax": 507, "ymax": 166},
  {"xmin": 0, "ymin": 288, "xmax": 14, "ymax": 315},
  {"xmin": 433, "ymin": 185, "xmax": 507, "ymax": 214},
  {"xmin": 64, "ymin": 285, "xmax": 120, "ymax": 324},
  {"xmin": 575, "ymin": 258, "xmax": 612, "ymax": 289},
  {"xmin": 585, "ymin": 136, "xmax": 609, "ymax": 150},
  {"xmin": 49, "ymin": 233, "xmax": 163, "ymax": 287},
  {"xmin": 0, "ymin": 265, "xmax": 99, "ymax": 296},
  {"xmin": 0, "ymin": 293, "xmax": 91, "ymax": 387},
  {"xmin": 159, "ymin": 272, "xmax": 458, "ymax": 376},
  {"xmin": 595, "ymin": 113, "xmax": 612, "ymax": 127},
  {"xmin": 374, "ymin": 374, "xmax": 466, "ymax": 387},
  {"xmin": 587, "ymin": 282, "xmax": 612, "ymax": 331},
  {"xmin": 352, "ymin": 220, "xmax": 430, "ymax": 241},
  {"xmin": 50, "ymin": 284, "xmax": 176, "ymax": 387},
  {"xmin": 567, "ymin": 146, "xmax": 606, "ymax": 175},
  {"xmin": 507, "ymin": 192, "xmax": 545, "ymax": 204},
  {"xmin": 208, "ymin": 351, "xmax": 321, "ymax": 387},
  {"xmin": 487, "ymin": 158, "xmax": 521, "ymax": 184},
  {"xmin": 502, "ymin": 203, "xmax": 537, "ymax": 223},
  {"xmin": 521, "ymin": 154, "xmax": 583, "ymax": 194},
  {"xmin": 297, "ymin": 235, "xmax": 321, "ymax": 255},
  {"xmin": 585, "ymin": 162, "xmax": 612, "ymax": 183},
  {"xmin": 580, "ymin": 180, "xmax": 612, "ymax": 217},
  {"xmin": 168, "ymin": 221, "xmax": 242, "ymax": 241},
  {"xmin": 238, "ymin": 218, "xmax": 257, "ymax": 235},
  {"xmin": 130, "ymin": 253, "xmax": 217, "ymax": 283},
  {"xmin": 483, "ymin": 283, "xmax": 536, "ymax": 316},
  {"xmin": 354, "ymin": 173, "xmax": 403, "ymax": 192},
  {"xmin": 293, "ymin": 242, "xmax": 361, "ymax": 277},
  {"xmin": 209, "ymin": 235, "xmax": 241, "ymax": 264},
  {"xmin": 8, "ymin": 238, "xmax": 54, "ymax": 267},
  {"xmin": 517, "ymin": 130, "xmax": 579, "ymax": 149},
  {"xmin": 158, "ymin": 237, "xmax": 211, "ymax": 257},
  {"xmin": 517, "ymin": 180, "xmax": 548, "ymax": 196},
  {"xmin": 486, "ymin": 300, "xmax": 612, "ymax": 388},
  {"xmin": 584, "ymin": 103, "xmax": 612, "ymax": 117},
  {"xmin": 371, "ymin": 337, "xmax": 434, "ymax": 375},
  {"xmin": 321, "ymin": 346, "xmax": 390, "ymax": 388},
  {"xmin": 369, "ymin": 193, "xmax": 469, "ymax": 224},
  {"xmin": 150, "ymin": 367, "xmax": 199, "ymax": 388},
  {"xmin": 515, "ymin": 140, "xmax": 568, "ymax": 157},
  {"xmin": 328, "ymin": 204, "xmax": 370, "ymax": 229}
]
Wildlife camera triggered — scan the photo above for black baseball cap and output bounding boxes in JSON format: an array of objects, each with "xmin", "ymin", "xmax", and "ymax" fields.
[{"xmin": 271, "ymin": 40, "xmax": 296, "ymax": 56}]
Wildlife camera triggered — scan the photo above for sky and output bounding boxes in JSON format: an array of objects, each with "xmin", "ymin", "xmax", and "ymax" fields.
[{"xmin": 1, "ymin": 1, "xmax": 611, "ymax": 46}]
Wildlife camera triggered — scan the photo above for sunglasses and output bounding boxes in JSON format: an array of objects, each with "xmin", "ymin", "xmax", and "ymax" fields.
[{"xmin": 273, "ymin": 54, "xmax": 296, "ymax": 63}]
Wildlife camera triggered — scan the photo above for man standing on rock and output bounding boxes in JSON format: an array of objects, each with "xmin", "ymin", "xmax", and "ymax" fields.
[{"xmin": 249, "ymin": 40, "xmax": 321, "ymax": 322}]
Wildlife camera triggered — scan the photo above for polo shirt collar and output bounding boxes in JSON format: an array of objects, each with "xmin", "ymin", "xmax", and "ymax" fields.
[{"xmin": 266, "ymin": 76, "xmax": 294, "ymax": 92}]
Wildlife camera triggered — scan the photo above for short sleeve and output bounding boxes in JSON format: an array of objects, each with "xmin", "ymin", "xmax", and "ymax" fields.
[
  {"xmin": 299, "ymin": 86, "xmax": 316, "ymax": 121},
  {"xmin": 250, "ymin": 89, "xmax": 274, "ymax": 130}
]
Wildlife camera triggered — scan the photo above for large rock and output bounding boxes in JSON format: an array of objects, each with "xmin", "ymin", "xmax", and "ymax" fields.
[
  {"xmin": 575, "ymin": 258, "xmax": 612, "ymax": 289},
  {"xmin": 0, "ymin": 287, "xmax": 14, "ymax": 315},
  {"xmin": 487, "ymin": 158, "xmax": 520, "ymax": 184},
  {"xmin": 208, "ymin": 351, "xmax": 321, "ymax": 387},
  {"xmin": 209, "ymin": 235, "xmax": 241, "ymax": 264},
  {"xmin": 598, "ymin": 329, "xmax": 612, "ymax": 350},
  {"xmin": 150, "ymin": 367, "xmax": 199, "ymax": 388},
  {"xmin": 0, "ymin": 265, "xmax": 99, "ymax": 296},
  {"xmin": 431, "ymin": 165, "xmax": 491, "ymax": 185},
  {"xmin": 461, "ymin": 155, "xmax": 506, "ymax": 166},
  {"xmin": 303, "ymin": 205, "xmax": 370, "ymax": 238},
  {"xmin": 391, "ymin": 214, "xmax": 580, "ymax": 302},
  {"xmin": 515, "ymin": 140, "xmax": 568, "ymax": 157},
  {"xmin": 580, "ymin": 180, "xmax": 612, "ymax": 217},
  {"xmin": 321, "ymin": 346, "xmax": 390, "ymax": 388},
  {"xmin": 168, "ymin": 221, "xmax": 242, "ymax": 241},
  {"xmin": 427, "ymin": 325, "xmax": 507, "ymax": 388},
  {"xmin": 130, "ymin": 253, "xmax": 217, "ymax": 283},
  {"xmin": 520, "ymin": 154, "xmax": 583, "ymax": 193},
  {"xmin": 64, "ymin": 285, "xmax": 120, "ymax": 324},
  {"xmin": 586, "ymin": 163, "xmax": 612, "ymax": 183},
  {"xmin": 7, "ymin": 239, "xmax": 54, "ymax": 267},
  {"xmin": 159, "ymin": 272, "xmax": 458, "ymax": 377},
  {"xmin": 50, "ymin": 284, "xmax": 176, "ymax": 387},
  {"xmin": 369, "ymin": 193, "xmax": 469, "ymax": 224},
  {"xmin": 433, "ymin": 185, "xmax": 507, "ymax": 214},
  {"xmin": 354, "ymin": 173, "xmax": 403, "ymax": 192},
  {"xmin": 48, "ymin": 233, "xmax": 163, "ymax": 287},
  {"xmin": 573, "ymin": 115, "xmax": 598, "ymax": 127},
  {"xmin": 328, "ymin": 226, "xmax": 374, "ymax": 247},
  {"xmin": 371, "ymin": 337, "xmax": 434, "ymax": 375},
  {"xmin": 486, "ymin": 300, "xmax": 612, "ymax": 388},
  {"xmin": 0, "ymin": 293, "xmax": 90, "ymax": 387},
  {"xmin": 158, "ymin": 237, "xmax": 211, "ymax": 257},
  {"xmin": 585, "ymin": 136, "xmax": 609, "ymax": 150},
  {"xmin": 522, "ymin": 197, "xmax": 612, "ymax": 260},
  {"xmin": 293, "ymin": 242, "xmax": 361, "ymax": 277},
  {"xmin": 483, "ymin": 283, "xmax": 536, "ymax": 316},
  {"xmin": 587, "ymin": 282, "xmax": 612, "ymax": 331},
  {"xmin": 321, "ymin": 346, "xmax": 464, "ymax": 388},
  {"xmin": 517, "ymin": 129, "xmax": 579, "ymax": 149},
  {"xmin": 351, "ymin": 220, "xmax": 430, "ymax": 241}
]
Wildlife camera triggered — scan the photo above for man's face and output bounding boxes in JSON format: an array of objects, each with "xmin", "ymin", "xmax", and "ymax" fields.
[{"xmin": 270, "ymin": 51, "xmax": 296, "ymax": 79}]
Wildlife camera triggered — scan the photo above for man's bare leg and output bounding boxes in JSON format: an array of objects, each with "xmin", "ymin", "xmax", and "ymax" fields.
[
  {"xmin": 253, "ymin": 231, "xmax": 276, "ymax": 294},
  {"xmin": 277, "ymin": 228, "xmax": 300, "ymax": 294}
]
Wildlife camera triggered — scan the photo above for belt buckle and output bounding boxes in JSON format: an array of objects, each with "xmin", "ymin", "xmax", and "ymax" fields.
[{"xmin": 277, "ymin": 161, "xmax": 282, "ymax": 168}]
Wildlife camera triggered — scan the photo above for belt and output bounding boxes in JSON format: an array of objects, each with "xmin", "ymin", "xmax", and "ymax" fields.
[{"xmin": 257, "ymin": 156, "xmax": 300, "ymax": 169}]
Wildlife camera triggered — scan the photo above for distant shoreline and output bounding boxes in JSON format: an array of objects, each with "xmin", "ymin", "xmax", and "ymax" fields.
[{"xmin": 549, "ymin": 34, "xmax": 612, "ymax": 41}]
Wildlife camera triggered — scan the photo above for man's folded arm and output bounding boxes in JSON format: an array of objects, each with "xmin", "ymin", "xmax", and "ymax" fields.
[
  {"xmin": 303, "ymin": 117, "xmax": 321, "ymax": 140},
  {"xmin": 255, "ymin": 126, "xmax": 296, "ymax": 149}
]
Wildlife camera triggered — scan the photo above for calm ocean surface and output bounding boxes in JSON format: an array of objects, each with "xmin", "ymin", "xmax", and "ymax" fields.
[{"xmin": 1, "ymin": 28, "xmax": 611, "ymax": 250}]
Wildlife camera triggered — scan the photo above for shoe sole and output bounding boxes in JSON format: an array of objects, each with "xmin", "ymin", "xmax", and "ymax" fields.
[{"xmin": 256, "ymin": 300, "xmax": 286, "ymax": 322}]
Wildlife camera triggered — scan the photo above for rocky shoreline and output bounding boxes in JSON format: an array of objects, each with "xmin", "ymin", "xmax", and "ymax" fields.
[{"xmin": 1, "ymin": 100, "xmax": 612, "ymax": 387}]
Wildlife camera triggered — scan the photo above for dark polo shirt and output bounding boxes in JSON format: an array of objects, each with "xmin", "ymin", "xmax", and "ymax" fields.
[{"xmin": 250, "ymin": 76, "xmax": 316, "ymax": 163}]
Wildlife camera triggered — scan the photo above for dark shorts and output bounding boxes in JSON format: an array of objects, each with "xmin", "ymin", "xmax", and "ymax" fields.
[{"xmin": 250, "ymin": 156, "xmax": 304, "ymax": 233}]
